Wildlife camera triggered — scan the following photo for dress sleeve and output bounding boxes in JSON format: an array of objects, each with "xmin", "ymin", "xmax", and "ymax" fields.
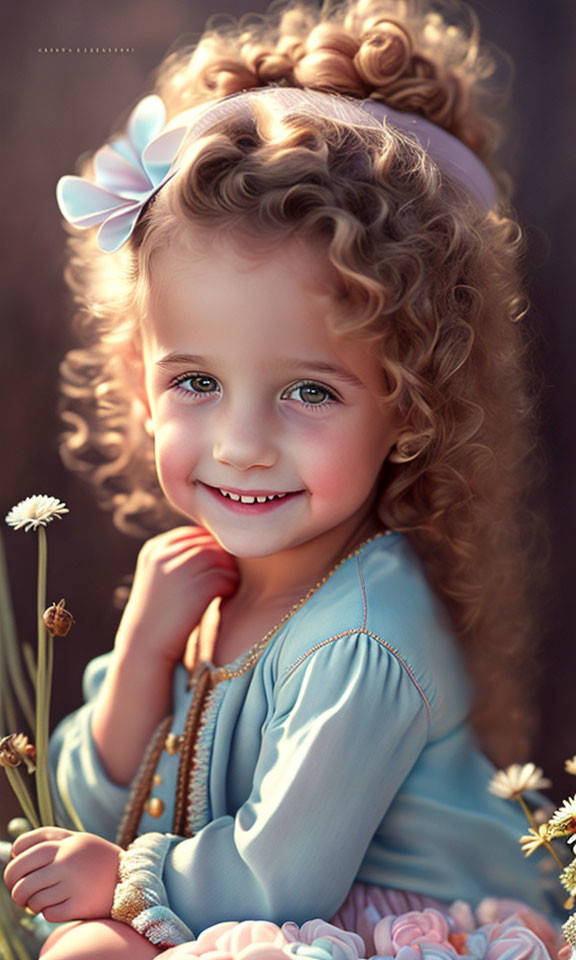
[
  {"xmin": 111, "ymin": 632, "xmax": 431, "ymax": 948},
  {"xmin": 48, "ymin": 652, "xmax": 133, "ymax": 841}
]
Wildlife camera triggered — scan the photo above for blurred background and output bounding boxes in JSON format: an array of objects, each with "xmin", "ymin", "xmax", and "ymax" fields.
[{"xmin": 0, "ymin": 0, "xmax": 574, "ymax": 833}]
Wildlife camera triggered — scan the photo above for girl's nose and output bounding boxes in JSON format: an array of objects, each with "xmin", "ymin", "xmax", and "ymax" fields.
[{"xmin": 212, "ymin": 402, "xmax": 277, "ymax": 471}]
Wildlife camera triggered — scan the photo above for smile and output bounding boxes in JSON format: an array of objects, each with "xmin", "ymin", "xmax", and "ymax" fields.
[
  {"xmin": 219, "ymin": 489, "xmax": 287, "ymax": 503},
  {"xmin": 199, "ymin": 482, "xmax": 303, "ymax": 513}
]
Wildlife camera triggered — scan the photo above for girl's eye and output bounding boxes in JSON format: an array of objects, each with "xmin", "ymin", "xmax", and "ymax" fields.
[
  {"xmin": 171, "ymin": 373, "xmax": 220, "ymax": 397},
  {"xmin": 282, "ymin": 381, "xmax": 339, "ymax": 409},
  {"xmin": 169, "ymin": 374, "xmax": 339, "ymax": 410}
]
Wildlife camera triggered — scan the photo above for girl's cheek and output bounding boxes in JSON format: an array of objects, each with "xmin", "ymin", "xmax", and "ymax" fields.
[
  {"xmin": 296, "ymin": 430, "xmax": 354, "ymax": 493},
  {"xmin": 153, "ymin": 428, "xmax": 200, "ymax": 479}
]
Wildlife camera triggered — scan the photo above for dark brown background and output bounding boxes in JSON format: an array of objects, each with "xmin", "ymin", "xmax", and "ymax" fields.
[{"xmin": 0, "ymin": 0, "xmax": 574, "ymax": 832}]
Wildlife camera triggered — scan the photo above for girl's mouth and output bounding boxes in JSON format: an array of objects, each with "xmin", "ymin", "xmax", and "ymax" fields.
[{"xmin": 199, "ymin": 482, "xmax": 303, "ymax": 514}]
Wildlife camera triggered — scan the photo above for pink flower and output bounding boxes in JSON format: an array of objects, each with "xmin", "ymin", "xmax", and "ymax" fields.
[
  {"xmin": 484, "ymin": 920, "xmax": 552, "ymax": 960},
  {"xmin": 281, "ymin": 919, "xmax": 365, "ymax": 959},
  {"xmin": 390, "ymin": 910, "xmax": 454, "ymax": 951},
  {"xmin": 170, "ymin": 920, "xmax": 290, "ymax": 960},
  {"xmin": 476, "ymin": 899, "xmax": 559, "ymax": 957},
  {"xmin": 448, "ymin": 902, "xmax": 476, "ymax": 934},
  {"xmin": 372, "ymin": 916, "xmax": 395, "ymax": 956}
]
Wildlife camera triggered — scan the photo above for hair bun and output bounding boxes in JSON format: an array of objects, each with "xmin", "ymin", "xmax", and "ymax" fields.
[
  {"xmin": 241, "ymin": 39, "xmax": 294, "ymax": 85},
  {"xmin": 355, "ymin": 19, "xmax": 414, "ymax": 86},
  {"xmin": 295, "ymin": 22, "xmax": 367, "ymax": 96}
]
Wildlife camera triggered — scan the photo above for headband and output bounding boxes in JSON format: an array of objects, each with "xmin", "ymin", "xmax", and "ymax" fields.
[{"xmin": 56, "ymin": 84, "xmax": 498, "ymax": 254}]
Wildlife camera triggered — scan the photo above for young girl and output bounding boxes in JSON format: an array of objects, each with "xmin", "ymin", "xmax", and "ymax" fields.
[{"xmin": 3, "ymin": 0, "xmax": 567, "ymax": 957}]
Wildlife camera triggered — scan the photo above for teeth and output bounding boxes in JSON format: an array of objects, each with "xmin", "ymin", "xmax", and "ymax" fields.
[
  {"xmin": 218, "ymin": 488, "xmax": 288, "ymax": 503},
  {"xmin": 218, "ymin": 489, "xmax": 240, "ymax": 501}
]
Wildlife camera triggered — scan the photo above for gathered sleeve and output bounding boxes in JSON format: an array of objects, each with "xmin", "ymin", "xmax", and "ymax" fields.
[
  {"xmin": 111, "ymin": 632, "xmax": 432, "ymax": 948},
  {"xmin": 48, "ymin": 653, "xmax": 133, "ymax": 841}
]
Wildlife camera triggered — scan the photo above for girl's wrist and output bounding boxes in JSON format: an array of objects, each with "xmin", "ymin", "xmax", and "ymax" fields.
[{"xmin": 113, "ymin": 626, "xmax": 184, "ymax": 672}]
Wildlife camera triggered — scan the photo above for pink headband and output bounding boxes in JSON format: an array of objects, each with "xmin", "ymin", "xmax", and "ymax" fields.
[{"xmin": 56, "ymin": 85, "xmax": 498, "ymax": 254}]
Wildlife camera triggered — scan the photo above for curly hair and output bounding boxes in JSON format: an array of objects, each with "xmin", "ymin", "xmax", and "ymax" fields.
[{"xmin": 57, "ymin": 0, "xmax": 545, "ymax": 765}]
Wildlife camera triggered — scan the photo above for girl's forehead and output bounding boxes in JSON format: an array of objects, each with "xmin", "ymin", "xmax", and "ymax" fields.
[
  {"xmin": 142, "ymin": 228, "xmax": 384, "ymax": 391},
  {"xmin": 144, "ymin": 228, "xmax": 340, "ymax": 343},
  {"xmin": 147, "ymin": 225, "xmax": 337, "ymax": 302}
]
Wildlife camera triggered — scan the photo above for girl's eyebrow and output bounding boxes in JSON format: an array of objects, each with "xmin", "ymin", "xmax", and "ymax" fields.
[{"xmin": 155, "ymin": 352, "xmax": 366, "ymax": 389}]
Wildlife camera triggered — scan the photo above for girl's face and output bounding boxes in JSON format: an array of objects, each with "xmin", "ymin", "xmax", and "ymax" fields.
[{"xmin": 140, "ymin": 227, "xmax": 401, "ymax": 560}]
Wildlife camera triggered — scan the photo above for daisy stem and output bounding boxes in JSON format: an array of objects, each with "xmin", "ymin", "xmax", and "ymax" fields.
[
  {"xmin": 35, "ymin": 526, "xmax": 54, "ymax": 825},
  {"xmin": 4, "ymin": 767, "xmax": 40, "ymax": 829},
  {"xmin": 11, "ymin": 933, "xmax": 30, "ymax": 960},
  {"xmin": 1, "ymin": 676, "xmax": 18, "ymax": 737},
  {"xmin": 22, "ymin": 643, "xmax": 37, "ymax": 690},
  {"xmin": 0, "ymin": 916, "xmax": 17, "ymax": 960},
  {"xmin": 0, "ymin": 530, "xmax": 35, "ymax": 732},
  {"xmin": 518, "ymin": 795, "xmax": 564, "ymax": 870},
  {"xmin": 0, "ymin": 882, "xmax": 30, "ymax": 960}
]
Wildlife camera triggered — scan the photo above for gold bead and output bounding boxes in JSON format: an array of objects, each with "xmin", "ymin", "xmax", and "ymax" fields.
[
  {"xmin": 144, "ymin": 797, "xmax": 165, "ymax": 818},
  {"xmin": 152, "ymin": 773, "xmax": 163, "ymax": 786},
  {"xmin": 164, "ymin": 733, "xmax": 181, "ymax": 754}
]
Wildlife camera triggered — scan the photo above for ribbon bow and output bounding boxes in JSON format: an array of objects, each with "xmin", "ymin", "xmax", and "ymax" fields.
[{"xmin": 56, "ymin": 95, "xmax": 187, "ymax": 253}]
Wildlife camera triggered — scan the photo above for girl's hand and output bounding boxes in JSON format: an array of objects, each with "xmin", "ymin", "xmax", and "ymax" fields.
[
  {"xmin": 3, "ymin": 827, "xmax": 122, "ymax": 923},
  {"xmin": 116, "ymin": 525, "xmax": 241, "ymax": 666}
]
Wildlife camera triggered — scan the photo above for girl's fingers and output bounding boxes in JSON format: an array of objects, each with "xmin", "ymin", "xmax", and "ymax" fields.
[
  {"xmin": 150, "ymin": 526, "xmax": 215, "ymax": 548},
  {"xmin": 165, "ymin": 547, "xmax": 240, "ymax": 576},
  {"xmin": 10, "ymin": 865, "xmax": 60, "ymax": 910},
  {"xmin": 148, "ymin": 536, "xmax": 232, "ymax": 568},
  {"xmin": 149, "ymin": 527, "xmax": 238, "ymax": 563},
  {"xmin": 25, "ymin": 881, "xmax": 68, "ymax": 915},
  {"xmin": 10, "ymin": 827, "xmax": 72, "ymax": 858},
  {"xmin": 4, "ymin": 842, "xmax": 57, "ymax": 889}
]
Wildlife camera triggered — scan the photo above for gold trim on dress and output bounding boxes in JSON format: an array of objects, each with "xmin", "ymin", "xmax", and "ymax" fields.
[{"xmin": 115, "ymin": 532, "xmax": 386, "ymax": 848}]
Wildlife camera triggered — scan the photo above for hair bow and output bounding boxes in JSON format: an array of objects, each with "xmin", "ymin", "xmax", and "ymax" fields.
[{"xmin": 56, "ymin": 95, "xmax": 187, "ymax": 253}]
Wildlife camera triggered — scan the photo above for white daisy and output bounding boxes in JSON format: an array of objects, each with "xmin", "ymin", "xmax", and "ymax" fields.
[
  {"xmin": 488, "ymin": 763, "xmax": 552, "ymax": 801},
  {"xmin": 563, "ymin": 914, "xmax": 576, "ymax": 947},
  {"xmin": 5, "ymin": 495, "xmax": 68, "ymax": 532},
  {"xmin": 519, "ymin": 824, "xmax": 550, "ymax": 857},
  {"xmin": 548, "ymin": 796, "xmax": 576, "ymax": 839},
  {"xmin": 561, "ymin": 860, "xmax": 576, "ymax": 896}
]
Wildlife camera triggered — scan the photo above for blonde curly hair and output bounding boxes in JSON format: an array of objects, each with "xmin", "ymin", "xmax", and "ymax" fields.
[{"xmin": 57, "ymin": 0, "xmax": 545, "ymax": 765}]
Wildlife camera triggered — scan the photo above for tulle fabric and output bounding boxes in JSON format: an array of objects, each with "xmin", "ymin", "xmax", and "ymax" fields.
[
  {"xmin": 328, "ymin": 881, "xmax": 454, "ymax": 956},
  {"xmin": 160, "ymin": 881, "xmax": 562, "ymax": 960}
]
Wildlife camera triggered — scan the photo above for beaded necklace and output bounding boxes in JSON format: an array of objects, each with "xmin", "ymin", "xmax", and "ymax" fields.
[
  {"xmin": 208, "ymin": 528, "xmax": 388, "ymax": 682},
  {"xmin": 116, "ymin": 528, "xmax": 388, "ymax": 847}
]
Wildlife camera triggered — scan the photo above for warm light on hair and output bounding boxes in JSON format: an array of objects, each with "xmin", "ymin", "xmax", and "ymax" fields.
[{"xmin": 57, "ymin": 0, "xmax": 545, "ymax": 765}]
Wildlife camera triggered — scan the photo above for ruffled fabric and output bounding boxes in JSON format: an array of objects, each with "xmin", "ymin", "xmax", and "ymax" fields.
[{"xmin": 157, "ymin": 885, "xmax": 562, "ymax": 960}]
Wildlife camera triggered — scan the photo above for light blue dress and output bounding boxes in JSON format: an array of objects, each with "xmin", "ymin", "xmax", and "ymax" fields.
[{"xmin": 47, "ymin": 531, "xmax": 559, "ymax": 947}]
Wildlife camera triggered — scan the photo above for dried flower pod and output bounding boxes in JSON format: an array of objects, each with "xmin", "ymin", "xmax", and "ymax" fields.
[
  {"xmin": 43, "ymin": 598, "xmax": 75, "ymax": 637},
  {"xmin": 0, "ymin": 734, "xmax": 37, "ymax": 773}
]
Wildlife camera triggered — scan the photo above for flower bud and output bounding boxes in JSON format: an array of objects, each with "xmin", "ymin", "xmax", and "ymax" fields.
[
  {"xmin": 43, "ymin": 598, "xmax": 75, "ymax": 637},
  {"xmin": 0, "ymin": 734, "xmax": 37, "ymax": 773}
]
